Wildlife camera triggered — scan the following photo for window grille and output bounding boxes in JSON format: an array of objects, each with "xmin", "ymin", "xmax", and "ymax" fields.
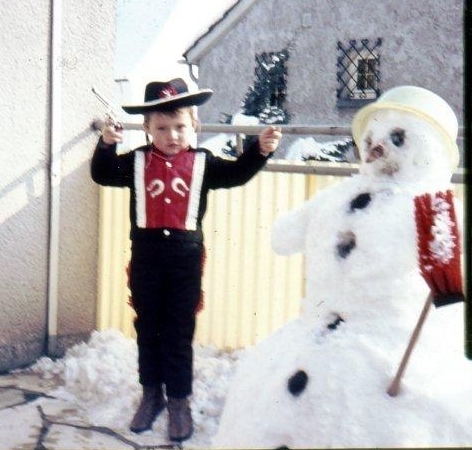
[
  {"xmin": 336, "ymin": 38, "xmax": 382, "ymax": 108},
  {"xmin": 241, "ymin": 50, "xmax": 290, "ymax": 124}
]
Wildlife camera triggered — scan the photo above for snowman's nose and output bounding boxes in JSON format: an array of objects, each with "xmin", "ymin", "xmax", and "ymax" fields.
[{"xmin": 366, "ymin": 143, "xmax": 385, "ymax": 163}]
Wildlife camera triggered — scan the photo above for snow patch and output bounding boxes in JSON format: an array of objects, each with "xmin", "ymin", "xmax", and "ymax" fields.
[
  {"xmin": 285, "ymin": 136, "xmax": 355, "ymax": 162},
  {"xmin": 27, "ymin": 329, "xmax": 241, "ymax": 446}
]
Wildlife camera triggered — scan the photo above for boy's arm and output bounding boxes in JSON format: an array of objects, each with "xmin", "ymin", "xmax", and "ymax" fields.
[
  {"xmin": 271, "ymin": 202, "xmax": 309, "ymax": 255},
  {"xmin": 206, "ymin": 126, "xmax": 282, "ymax": 189},
  {"xmin": 90, "ymin": 137, "xmax": 134, "ymax": 187}
]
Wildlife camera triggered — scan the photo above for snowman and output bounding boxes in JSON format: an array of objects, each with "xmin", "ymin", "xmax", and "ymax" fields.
[{"xmin": 213, "ymin": 86, "xmax": 471, "ymax": 449}]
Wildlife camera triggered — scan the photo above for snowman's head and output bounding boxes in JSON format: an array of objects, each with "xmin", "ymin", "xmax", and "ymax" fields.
[
  {"xmin": 352, "ymin": 86, "xmax": 459, "ymax": 184},
  {"xmin": 356, "ymin": 109, "xmax": 453, "ymax": 184}
]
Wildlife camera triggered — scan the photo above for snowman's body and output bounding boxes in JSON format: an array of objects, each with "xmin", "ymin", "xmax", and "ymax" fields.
[
  {"xmin": 213, "ymin": 94, "xmax": 471, "ymax": 448},
  {"xmin": 277, "ymin": 176, "xmax": 426, "ymax": 330}
]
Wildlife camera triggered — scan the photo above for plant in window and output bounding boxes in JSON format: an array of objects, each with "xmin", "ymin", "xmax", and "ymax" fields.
[{"xmin": 241, "ymin": 50, "xmax": 291, "ymax": 124}]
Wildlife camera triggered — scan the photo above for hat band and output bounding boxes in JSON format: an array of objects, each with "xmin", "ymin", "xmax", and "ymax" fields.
[{"xmin": 158, "ymin": 85, "xmax": 179, "ymax": 99}]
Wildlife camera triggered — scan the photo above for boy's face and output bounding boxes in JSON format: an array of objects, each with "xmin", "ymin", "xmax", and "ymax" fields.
[{"xmin": 144, "ymin": 109, "xmax": 195, "ymax": 156}]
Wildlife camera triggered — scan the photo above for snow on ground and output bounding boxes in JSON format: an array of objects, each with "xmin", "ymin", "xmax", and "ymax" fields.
[
  {"xmin": 24, "ymin": 315, "xmax": 472, "ymax": 448},
  {"xmin": 28, "ymin": 329, "xmax": 242, "ymax": 448}
]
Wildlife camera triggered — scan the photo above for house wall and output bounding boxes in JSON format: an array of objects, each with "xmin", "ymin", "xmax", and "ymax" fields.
[
  {"xmin": 194, "ymin": 0, "xmax": 463, "ymax": 157},
  {"xmin": 0, "ymin": 0, "xmax": 116, "ymax": 372}
]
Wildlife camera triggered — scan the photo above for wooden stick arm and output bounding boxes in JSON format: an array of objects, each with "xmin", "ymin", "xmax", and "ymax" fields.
[{"xmin": 387, "ymin": 293, "xmax": 433, "ymax": 397}]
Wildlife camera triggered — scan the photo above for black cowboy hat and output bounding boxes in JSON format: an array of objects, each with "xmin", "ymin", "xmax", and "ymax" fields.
[{"xmin": 121, "ymin": 78, "xmax": 213, "ymax": 115}]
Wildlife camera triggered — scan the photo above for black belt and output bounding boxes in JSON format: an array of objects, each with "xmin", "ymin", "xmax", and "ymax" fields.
[{"xmin": 131, "ymin": 227, "xmax": 203, "ymax": 243}]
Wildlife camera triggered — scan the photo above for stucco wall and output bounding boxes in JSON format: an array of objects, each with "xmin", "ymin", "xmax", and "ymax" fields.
[
  {"xmin": 194, "ymin": 0, "xmax": 463, "ymax": 156},
  {"xmin": 0, "ymin": 0, "xmax": 116, "ymax": 371}
]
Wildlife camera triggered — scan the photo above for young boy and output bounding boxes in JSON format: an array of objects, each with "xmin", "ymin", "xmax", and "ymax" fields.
[{"xmin": 91, "ymin": 78, "xmax": 281, "ymax": 441}]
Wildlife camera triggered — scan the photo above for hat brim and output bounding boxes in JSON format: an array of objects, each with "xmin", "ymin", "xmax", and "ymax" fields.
[
  {"xmin": 122, "ymin": 89, "xmax": 213, "ymax": 114},
  {"xmin": 351, "ymin": 101, "xmax": 460, "ymax": 168}
]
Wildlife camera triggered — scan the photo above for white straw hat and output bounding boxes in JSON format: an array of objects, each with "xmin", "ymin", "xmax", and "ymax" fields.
[{"xmin": 351, "ymin": 86, "xmax": 459, "ymax": 168}]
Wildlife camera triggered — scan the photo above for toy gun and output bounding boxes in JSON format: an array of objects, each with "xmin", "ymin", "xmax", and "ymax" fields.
[{"xmin": 91, "ymin": 86, "xmax": 123, "ymax": 130}]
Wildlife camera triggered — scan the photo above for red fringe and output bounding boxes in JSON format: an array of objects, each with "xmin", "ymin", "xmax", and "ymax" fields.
[{"xmin": 195, "ymin": 246, "xmax": 207, "ymax": 314}]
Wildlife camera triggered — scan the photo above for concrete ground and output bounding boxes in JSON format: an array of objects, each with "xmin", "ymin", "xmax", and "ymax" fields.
[{"xmin": 0, "ymin": 371, "xmax": 183, "ymax": 450}]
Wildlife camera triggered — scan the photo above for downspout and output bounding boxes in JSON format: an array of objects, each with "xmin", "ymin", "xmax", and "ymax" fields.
[
  {"xmin": 179, "ymin": 57, "xmax": 199, "ymax": 84},
  {"xmin": 46, "ymin": 0, "xmax": 62, "ymax": 357}
]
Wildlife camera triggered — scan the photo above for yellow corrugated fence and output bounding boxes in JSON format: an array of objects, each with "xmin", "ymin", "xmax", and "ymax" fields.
[{"xmin": 96, "ymin": 165, "xmax": 342, "ymax": 349}]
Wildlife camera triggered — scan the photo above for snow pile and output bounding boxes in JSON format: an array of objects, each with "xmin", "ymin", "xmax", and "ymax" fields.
[
  {"xmin": 28, "ymin": 329, "xmax": 240, "ymax": 445},
  {"xmin": 257, "ymin": 106, "xmax": 287, "ymax": 124},
  {"xmin": 215, "ymin": 304, "xmax": 472, "ymax": 448},
  {"xmin": 192, "ymin": 346, "xmax": 243, "ymax": 441},
  {"xmin": 199, "ymin": 111, "xmax": 259, "ymax": 157},
  {"xmin": 30, "ymin": 329, "xmax": 141, "ymax": 427},
  {"xmin": 231, "ymin": 112, "xmax": 260, "ymax": 126},
  {"xmin": 285, "ymin": 136, "xmax": 355, "ymax": 162}
]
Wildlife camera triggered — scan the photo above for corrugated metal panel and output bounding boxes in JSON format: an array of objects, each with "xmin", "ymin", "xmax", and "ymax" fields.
[
  {"xmin": 96, "ymin": 187, "xmax": 134, "ymax": 337},
  {"xmin": 196, "ymin": 171, "xmax": 308, "ymax": 349}
]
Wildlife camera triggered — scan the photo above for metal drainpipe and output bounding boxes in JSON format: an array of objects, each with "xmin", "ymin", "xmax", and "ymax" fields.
[
  {"xmin": 46, "ymin": 0, "xmax": 62, "ymax": 357},
  {"xmin": 179, "ymin": 58, "xmax": 199, "ymax": 84}
]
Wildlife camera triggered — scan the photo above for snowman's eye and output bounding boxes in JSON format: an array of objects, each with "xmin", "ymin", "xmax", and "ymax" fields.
[{"xmin": 390, "ymin": 128, "xmax": 405, "ymax": 147}]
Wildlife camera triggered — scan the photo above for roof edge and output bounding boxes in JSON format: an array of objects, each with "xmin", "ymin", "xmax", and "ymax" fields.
[{"xmin": 183, "ymin": 0, "xmax": 259, "ymax": 64}]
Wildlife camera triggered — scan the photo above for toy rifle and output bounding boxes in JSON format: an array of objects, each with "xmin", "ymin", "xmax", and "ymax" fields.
[
  {"xmin": 91, "ymin": 86, "xmax": 123, "ymax": 131},
  {"xmin": 387, "ymin": 190, "xmax": 465, "ymax": 396}
]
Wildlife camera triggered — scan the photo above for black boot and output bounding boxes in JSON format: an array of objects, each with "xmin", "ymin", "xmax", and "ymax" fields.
[
  {"xmin": 167, "ymin": 397, "xmax": 193, "ymax": 442},
  {"xmin": 130, "ymin": 385, "xmax": 166, "ymax": 433}
]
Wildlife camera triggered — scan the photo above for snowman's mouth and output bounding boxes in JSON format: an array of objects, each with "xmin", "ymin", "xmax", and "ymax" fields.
[{"xmin": 366, "ymin": 144, "xmax": 385, "ymax": 162}]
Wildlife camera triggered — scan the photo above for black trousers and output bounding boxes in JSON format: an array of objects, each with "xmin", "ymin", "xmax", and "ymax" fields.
[{"xmin": 129, "ymin": 238, "xmax": 203, "ymax": 398}]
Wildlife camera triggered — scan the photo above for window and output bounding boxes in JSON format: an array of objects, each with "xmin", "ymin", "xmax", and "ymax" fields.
[
  {"xmin": 357, "ymin": 58, "xmax": 377, "ymax": 92},
  {"xmin": 336, "ymin": 38, "xmax": 382, "ymax": 108},
  {"xmin": 241, "ymin": 50, "xmax": 290, "ymax": 124}
]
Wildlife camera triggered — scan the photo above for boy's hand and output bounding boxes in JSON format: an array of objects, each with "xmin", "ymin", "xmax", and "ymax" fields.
[
  {"xmin": 258, "ymin": 126, "xmax": 282, "ymax": 156},
  {"xmin": 101, "ymin": 117, "xmax": 123, "ymax": 145}
]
